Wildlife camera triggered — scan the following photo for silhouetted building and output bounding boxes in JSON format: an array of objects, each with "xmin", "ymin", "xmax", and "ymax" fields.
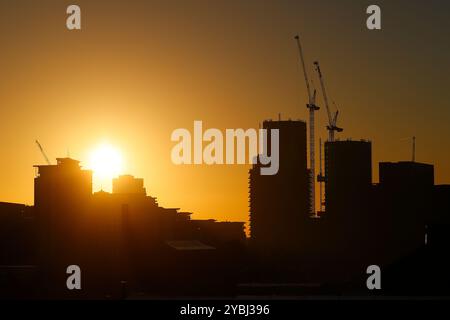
[
  {"xmin": 113, "ymin": 175, "xmax": 146, "ymax": 195},
  {"xmin": 374, "ymin": 161, "xmax": 434, "ymax": 263},
  {"xmin": 324, "ymin": 140, "xmax": 372, "ymax": 222},
  {"xmin": 249, "ymin": 120, "xmax": 311, "ymax": 254},
  {"xmin": 379, "ymin": 161, "xmax": 434, "ymax": 188},
  {"xmin": 315, "ymin": 140, "xmax": 374, "ymax": 280},
  {"xmin": 90, "ymin": 175, "xmax": 246, "ymax": 296},
  {"xmin": 33, "ymin": 158, "xmax": 92, "ymax": 296},
  {"xmin": 0, "ymin": 149, "xmax": 249, "ymax": 298},
  {"xmin": 34, "ymin": 158, "xmax": 92, "ymax": 207},
  {"xmin": 431, "ymin": 185, "xmax": 450, "ymax": 224},
  {"xmin": 0, "ymin": 202, "xmax": 34, "ymax": 265},
  {"xmin": 428, "ymin": 185, "xmax": 450, "ymax": 248}
]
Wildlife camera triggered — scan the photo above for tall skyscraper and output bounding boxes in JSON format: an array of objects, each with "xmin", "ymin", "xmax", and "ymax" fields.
[
  {"xmin": 324, "ymin": 140, "xmax": 372, "ymax": 222},
  {"xmin": 249, "ymin": 120, "xmax": 310, "ymax": 253},
  {"xmin": 34, "ymin": 158, "xmax": 92, "ymax": 295}
]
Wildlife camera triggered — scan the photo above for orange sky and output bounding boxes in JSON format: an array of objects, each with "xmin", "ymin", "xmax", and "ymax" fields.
[{"xmin": 0, "ymin": 0, "xmax": 449, "ymax": 224}]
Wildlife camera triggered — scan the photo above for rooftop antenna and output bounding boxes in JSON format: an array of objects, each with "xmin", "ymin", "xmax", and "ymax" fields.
[{"xmin": 400, "ymin": 136, "xmax": 416, "ymax": 162}]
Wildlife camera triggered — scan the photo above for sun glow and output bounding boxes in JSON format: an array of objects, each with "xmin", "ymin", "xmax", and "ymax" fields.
[{"xmin": 87, "ymin": 143, "xmax": 124, "ymax": 191}]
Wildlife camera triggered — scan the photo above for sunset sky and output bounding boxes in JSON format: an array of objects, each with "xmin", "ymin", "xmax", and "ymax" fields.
[{"xmin": 0, "ymin": 0, "xmax": 449, "ymax": 224}]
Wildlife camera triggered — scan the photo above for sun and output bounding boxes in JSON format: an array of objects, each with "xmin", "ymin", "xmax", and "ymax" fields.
[{"xmin": 87, "ymin": 143, "xmax": 124, "ymax": 191}]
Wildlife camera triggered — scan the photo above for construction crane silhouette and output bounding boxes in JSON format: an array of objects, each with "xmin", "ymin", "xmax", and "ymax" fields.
[
  {"xmin": 317, "ymin": 137, "xmax": 325, "ymax": 215},
  {"xmin": 295, "ymin": 34, "xmax": 319, "ymax": 217},
  {"xmin": 35, "ymin": 140, "xmax": 51, "ymax": 165},
  {"xmin": 313, "ymin": 61, "xmax": 343, "ymax": 142}
]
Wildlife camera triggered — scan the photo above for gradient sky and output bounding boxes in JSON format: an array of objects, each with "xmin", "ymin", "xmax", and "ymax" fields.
[{"xmin": 0, "ymin": 0, "xmax": 449, "ymax": 225}]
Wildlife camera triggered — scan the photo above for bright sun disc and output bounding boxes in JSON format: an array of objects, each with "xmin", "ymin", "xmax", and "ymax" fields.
[{"xmin": 88, "ymin": 143, "xmax": 123, "ymax": 181}]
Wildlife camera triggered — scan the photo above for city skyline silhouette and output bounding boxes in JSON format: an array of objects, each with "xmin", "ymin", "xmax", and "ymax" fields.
[
  {"xmin": 1, "ymin": 116, "xmax": 450, "ymax": 299},
  {"xmin": 0, "ymin": 0, "xmax": 450, "ymax": 300}
]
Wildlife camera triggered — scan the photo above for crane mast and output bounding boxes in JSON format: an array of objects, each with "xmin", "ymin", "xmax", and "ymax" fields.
[
  {"xmin": 295, "ymin": 35, "xmax": 319, "ymax": 217},
  {"xmin": 317, "ymin": 138, "xmax": 325, "ymax": 214},
  {"xmin": 313, "ymin": 61, "xmax": 343, "ymax": 142},
  {"xmin": 35, "ymin": 140, "xmax": 51, "ymax": 165}
]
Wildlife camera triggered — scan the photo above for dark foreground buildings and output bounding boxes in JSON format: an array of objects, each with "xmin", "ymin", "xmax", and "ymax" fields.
[
  {"xmin": 0, "ymin": 158, "xmax": 246, "ymax": 298},
  {"xmin": 249, "ymin": 120, "xmax": 450, "ymax": 292},
  {"xmin": 2, "ymin": 117, "xmax": 450, "ymax": 298}
]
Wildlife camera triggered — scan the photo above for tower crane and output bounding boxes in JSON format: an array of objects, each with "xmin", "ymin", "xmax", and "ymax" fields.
[
  {"xmin": 35, "ymin": 140, "xmax": 51, "ymax": 165},
  {"xmin": 313, "ymin": 61, "xmax": 343, "ymax": 142},
  {"xmin": 295, "ymin": 34, "xmax": 319, "ymax": 217}
]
